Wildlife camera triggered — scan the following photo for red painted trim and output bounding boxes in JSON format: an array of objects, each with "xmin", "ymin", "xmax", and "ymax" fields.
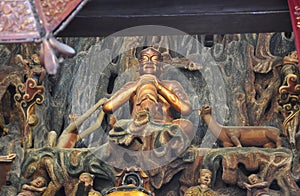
[{"xmin": 288, "ymin": 0, "xmax": 300, "ymax": 68}]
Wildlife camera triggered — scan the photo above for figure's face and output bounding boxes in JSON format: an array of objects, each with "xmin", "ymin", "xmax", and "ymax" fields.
[
  {"xmin": 248, "ymin": 175, "xmax": 259, "ymax": 184},
  {"xmin": 290, "ymin": 51, "xmax": 298, "ymax": 60},
  {"xmin": 31, "ymin": 177, "xmax": 46, "ymax": 188},
  {"xmin": 139, "ymin": 48, "xmax": 162, "ymax": 75},
  {"xmin": 79, "ymin": 173, "xmax": 93, "ymax": 187},
  {"xmin": 199, "ymin": 172, "xmax": 211, "ymax": 186}
]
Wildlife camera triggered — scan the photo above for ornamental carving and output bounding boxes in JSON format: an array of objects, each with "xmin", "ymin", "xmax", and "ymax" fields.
[
  {"xmin": 1, "ymin": 33, "xmax": 300, "ymax": 196},
  {"xmin": 35, "ymin": 0, "xmax": 85, "ymax": 32},
  {"xmin": 0, "ymin": 0, "xmax": 40, "ymax": 40}
]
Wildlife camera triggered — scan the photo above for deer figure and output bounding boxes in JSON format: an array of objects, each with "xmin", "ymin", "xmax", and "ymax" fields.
[{"xmin": 198, "ymin": 105, "xmax": 282, "ymax": 148}]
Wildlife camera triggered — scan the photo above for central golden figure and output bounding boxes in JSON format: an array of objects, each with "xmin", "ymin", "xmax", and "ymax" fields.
[{"xmin": 102, "ymin": 47, "xmax": 195, "ymax": 150}]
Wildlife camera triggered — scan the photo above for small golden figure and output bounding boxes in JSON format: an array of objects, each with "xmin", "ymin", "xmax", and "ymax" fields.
[
  {"xmin": 73, "ymin": 172, "xmax": 102, "ymax": 196},
  {"xmin": 184, "ymin": 169, "xmax": 217, "ymax": 196}
]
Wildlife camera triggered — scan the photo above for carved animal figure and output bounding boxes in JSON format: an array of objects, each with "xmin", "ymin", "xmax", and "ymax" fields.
[{"xmin": 198, "ymin": 105, "xmax": 282, "ymax": 148}]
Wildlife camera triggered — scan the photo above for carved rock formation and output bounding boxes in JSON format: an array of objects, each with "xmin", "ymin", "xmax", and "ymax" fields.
[{"xmin": 203, "ymin": 147, "xmax": 300, "ymax": 195}]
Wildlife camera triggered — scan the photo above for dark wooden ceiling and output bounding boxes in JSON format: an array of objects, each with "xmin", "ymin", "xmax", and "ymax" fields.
[{"xmin": 58, "ymin": 0, "xmax": 292, "ymax": 37}]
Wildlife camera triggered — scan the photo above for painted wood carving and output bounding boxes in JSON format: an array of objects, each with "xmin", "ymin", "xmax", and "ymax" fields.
[{"xmin": 0, "ymin": 32, "xmax": 300, "ymax": 195}]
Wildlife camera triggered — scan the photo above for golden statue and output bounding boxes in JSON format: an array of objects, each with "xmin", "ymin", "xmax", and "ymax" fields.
[
  {"xmin": 56, "ymin": 47, "xmax": 195, "ymax": 172},
  {"xmin": 103, "ymin": 47, "xmax": 193, "ymax": 130},
  {"xmin": 102, "ymin": 47, "xmax": 195, "ymax": 150}
]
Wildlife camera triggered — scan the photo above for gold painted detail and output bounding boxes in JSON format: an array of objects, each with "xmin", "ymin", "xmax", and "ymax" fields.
[
  {"xmin": 0, "ymin": 0, "xmax": 38, "ymax": 33},
  {"xmin": 13, "ymin": 54, "xmax": 46, "ymax": 147},
  {"xmin": 295, "ymin": 6, "xmax": 300, "ymax": 28},
  {"xmin": 39, "ymin": 0, "xmax": 75, "ymax": 24}
]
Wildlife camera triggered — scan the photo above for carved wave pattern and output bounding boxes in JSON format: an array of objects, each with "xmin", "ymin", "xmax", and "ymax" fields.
[{"xmin": 14, "ymin": 78, "xmax": 45, "ymax": 114}]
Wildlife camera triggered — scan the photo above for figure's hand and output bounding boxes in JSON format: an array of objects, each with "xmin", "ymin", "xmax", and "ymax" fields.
[
  {"xmin": 39, "ymin": 187, "xmax": 47, "ymax": 192},
  {"xmin": 243, "ymin": 183, "xmax": 252, "ymax": 190}
]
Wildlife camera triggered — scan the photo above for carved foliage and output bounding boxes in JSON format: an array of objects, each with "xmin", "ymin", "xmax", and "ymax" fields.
[
  {"xmin": 13, "ymin": 54, "xmax": 46, "ymax": 147},
  {"xmin": 279, "ymin": 74, "xmax": 300, "ymax": 133},
  {"xmin": 278, "ymin": 52, "xmax": 300, "ymax": 146}
]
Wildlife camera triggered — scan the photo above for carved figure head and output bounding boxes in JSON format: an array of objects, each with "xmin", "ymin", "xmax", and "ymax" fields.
[
  {"xmin": 138, "ymin": 47, "xmax": 163, "ymax": 76},
  {"xmin": 30, "ymin": 176, "xmax": 46, "ymax": 188},
  {"xmin": 79, "ymin": 172, "xmax": 95, "ymax": 187},
  {"xmin": 198, "ymin": 169, "xmax": 212, "ymax": 186},
  {"xmin": 248, "ymin": 174, "xmax": 262, "ymax": 185}
]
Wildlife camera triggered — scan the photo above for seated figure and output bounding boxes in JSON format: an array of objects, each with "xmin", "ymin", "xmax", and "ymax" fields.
[
  {"xmin": 243, "ymin": 174, "xmax": 270, "ymax": 196},
  {"xmin": 184, "ymin": 169, "xmax": 217, "ymax": 196},
  {"xmin": 102, "ymin": 47, "xmax": 195, "ymax": 150}
]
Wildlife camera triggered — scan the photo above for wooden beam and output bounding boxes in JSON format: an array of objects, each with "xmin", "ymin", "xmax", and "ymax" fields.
[{"xmin": 58, "ymin": 0, "xmax": 292, "ymax": 37}]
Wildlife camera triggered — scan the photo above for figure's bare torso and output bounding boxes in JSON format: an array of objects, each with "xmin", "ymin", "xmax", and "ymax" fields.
[{"xmin": 130, "ymin": 80, "xmax": 173, "ymax": 123}]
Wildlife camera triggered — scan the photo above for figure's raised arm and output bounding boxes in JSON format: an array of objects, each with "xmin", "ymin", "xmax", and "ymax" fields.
[
  {"xmin": 102, "ymin": 81, "xmax": 138, "ymax": 114},
  {"xmin": 22, "ymin": 184, "xmax": 46, "ymax": 193},
  {"xmin": 157, "ymin": 80, "xmax": 192, "ymax": 115}
]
